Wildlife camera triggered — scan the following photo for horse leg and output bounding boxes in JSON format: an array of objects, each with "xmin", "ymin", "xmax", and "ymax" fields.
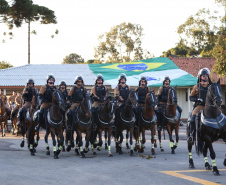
[
  {"xmin": 134, "ymin": 129, "xmax": 140, "ymax": 152},
  {"xmin": 51, "ymin": 131, "xmax": 58, "ymax": 159},
  {"xmin": 107, "ymin": 128, "xmax": 113, "ymax": 157},
  {"xmin": 45, "ymin": 131, "xmax": 50, "ymax": 155},
  {"xmin": 28, "ymin": 123, "xmax": 35, "ymax": 156},
  {"xmin": 83, "ymin": 129, "xmax": 91, "ymax": 153},
  {"xmin": 20, "ymin": 124, "xmax": 25, "ymax": 147},
  {"xmin": 129, "ymin": 127, "xmax": 134, "ymax": 156},
  {"xmin": 166, "ymin": 125, "xmax": 175, "ymax": 154},
  {"xmin": 97, "ymin": 129, "xmax": 103, "ymax": 151},
  {"xmin": 56, "ymin": 130, "xmax": 64, "ymax": 156},
  {"xmin": 151, "ymin": 126, "xmax": 155, "ymax": 155},
  {"xmin": 153, "ymin": 125, "xmax": 157, "ymax": 148},
  {"xmin": 90, "ymin": 130, "xmax": 96, "ymax": 155},
  {"xmin": 208, "ymin": 142, "xmax": 220, "ymax": 175},
  {"xmin": 75, "ymin": 134, "xmax": 80, "ymax": 156},
  {"xmin": 173, "ymin": 124, "xmax": 179, "ymax": 150},
  {"xmin": 203, "ymin": 142, "xmax": 211, "ymax": 170},
  {"xmin": 77, "ymin": 131, "xmax": 85, "ymax": 158},
  {"xmin": 158, "ymin": 128, "xmax": 164, "ymax": 152},
  {"xmin": 188, "ymin": 140, "xmax": 195, "ymax": 168},
  {"xmin": 118, "ymin": 131, "xmax": 124, "ymax": 154},
  {"xmin": 126, "ymin": 130, "xmax": 130, "ymax": 149},
  {"xmin": 104, "ymin": 128, "xmax": 108, "ymax": 150},
  {"xmin": 139, "ymin": 128, "xmax": 145, "ymax": 153}
]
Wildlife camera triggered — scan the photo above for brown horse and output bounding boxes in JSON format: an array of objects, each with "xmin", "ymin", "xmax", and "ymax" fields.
[
  {"xmin": 66, "ymin": 91, "xmax": 92, "ymax": 158},
  {"xmin": 188, "ymin": 80, "xmax": 226, "ymax": 175},
  {"xmin": 0, "ymin": 98, "xmax": 10, "ymax": 137},
  {"xmin": 134, "ymin": 91, "xmax": 157, "ymax": 155},
  {"xmin": 11, "ymin": 102, "xmax": 22, "ymax": 136},
  {"xmin": 28, "ymin": 89, "xmax": 65, "ymax": 159},
  {"xmin": 91, "ymin": 95, "xmax": 116, "ymax": 157},
  {"xmin": 115, "ymin": 90, "xmax": 138, "ymax": 156},
  {"xmin": 157, "ymin": 87, "xmax": 180, "ymax": 154},
  {"xmin": 19, "ymin": 90, "xmax": 40, "ymax": 148}
]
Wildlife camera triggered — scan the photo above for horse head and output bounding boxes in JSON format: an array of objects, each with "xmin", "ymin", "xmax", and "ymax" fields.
[
  {"xmin": 207, "ymin": 79, "xmax": 222, "ymax": 108},
  {"xmin": 168, "ymin": 87, "xmax": 177, "ymax": 105},
  {"xmin": 146, "ymin": 91, "xmax": 156, "ymax": 108},
  {"xmin": 102, "ymin": 94, "xmax": 114, "ymax": 117},
  {"xmin": 81, "ymin": 91, "xmax": 92, "ymax": 118},
  {"xmin": 32, "ymin": 89, "xmax": 41, "ymax": 109},
  {"xmin": 127, "ymin": 90, "xmax": 138, "ymax": 108},
  {"xmin": 52, "ymin": 89, "xmax": 65, "ymax": 112}
]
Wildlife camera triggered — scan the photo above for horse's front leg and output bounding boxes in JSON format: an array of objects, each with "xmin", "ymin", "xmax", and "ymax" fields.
[
  {"xmin": 203, "ymin": 142, "xmax": 211, "ymax": 170},
  {"xmin": 158, "ymin": 130, "xmax": 164, "ymax": 152},
  {"xmin": 151, "ymin": 125, "xmax": 155, "ymax": 155},
  {"xmin": 51, "ymin": 131, "xmax": 58, "ymax": 159},
  {"xmin": 97, "ymin": 129, "xmax": 103, "ymax": 151},
  {"xmin": 104, "ymin": 128, "xmax": 108, "ymax": 150},
  {"xmin": 83, "ymin": 129, "xmax": 91, "ymax": 153},
  {"xmin": 134, "ymin": 127, "xmax": 140, "ymax": 152},
  {"xmin": 107, "ymin": 128, "xmax": 113, "ymax": 157},
  {"xmin": 126, "ymin": 130, "xmax": 130, "ymax": 149},
  {"xmin": 56, "ymin": 128, "xmax": 64, "ymax": 156},
  {"xmin": 208, "ymin": 142, "xmax": 220, "ymax": 175},
  {"xmin": 166, "ymin": 124, "xmax": 175, "ymax": 154},
  {"xmin": 45, "ymin": 130, "xmax": 50, "ymax": 155},
  {"xmin": 77, "ymin": 131, "xmax": 85, "ymax": 158},
  {"xmin": 129, "ymin": 126, "xmax": 134, "ymax": 156},
  {"xmin": 173, "ymin": 123, "xmax": 179, "ymax": 150},
  {"xmin": 139, "ymin": 127, "xmax": 145, "ymax": 153},
  {"xmin": 20, "ymin": 123, "xmax": 25, "ymax": 147},
  {"xmin": 75, "ymin": 134, "xmax": 80, "ymax": 156}
]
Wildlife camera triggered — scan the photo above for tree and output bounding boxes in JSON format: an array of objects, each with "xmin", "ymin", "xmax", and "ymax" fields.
[
  {"xmin": 94, "ymin": 22, "xmax": 150, "ymax": 63},
  {"xmin": 62, "ymin": 53, "xmax": 85, "ymax": 64},
  {"xmin": 0, "ymin": 61, "xmax": 13, "ymax": 69},
  {"xmin": 0, "ymin": 0, "xmax": 57, "ymax": 64}
]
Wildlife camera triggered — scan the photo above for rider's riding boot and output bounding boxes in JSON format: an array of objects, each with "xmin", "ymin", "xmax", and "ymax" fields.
[
  {"xmin": 66, "ymin": 110, "xmax": 73, "ymax": 130},
  {"xmin": 17, "ymin": 108, "xmax": 24, "ymax": 127},
  {"xmin": 35, "ymin": 108, "xmax": 44, "ymax": 131},
  {"xmin": 188, "ymin": 115, "xmax": 196, "ymax": 142}
]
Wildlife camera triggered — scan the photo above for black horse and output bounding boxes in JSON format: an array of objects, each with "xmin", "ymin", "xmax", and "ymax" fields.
[
  {"xmin": 91, "ymin": 95, "xmax": 116, "ymax": 157},
  {"xmin": 114, "ymin": 90, "xmax": 138, "ymax": 156},
  {"xmin": 66, "ymin": 92, "xmax": 92, "ymax": 158},
  {"xmin": 187, "ymin": 79, "xmax": 226, "ymax": 175}
]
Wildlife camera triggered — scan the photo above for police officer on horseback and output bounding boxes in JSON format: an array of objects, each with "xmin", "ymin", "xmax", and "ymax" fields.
[
  {"xmin": 66, "ymin": 75, "xmax": 86, "ymax": 130},
  {"xmin": 156, "ymin": 76, "xmax": 182, "ymax": 131},
  {"xmin": 91, "ymin": 74, "xmax": 109, "ymax": 128},
  {"xmin": 0, "ymin": 89, "xmax": 11, "ymax": 120},
  {"xmin": 114, "ymin": 73, "xmax": 131, "ymax": 129},
  {"xmin": 135, "ymin": 76, "xmax": 150, "ymax": 105},
  {"xmin": 35, "ymin": 74, "xmax": 56, "ymax": 131},
  {"xmin": 188, "ymin": 68, "xmax": 211, "ymax": 142},
  {"xmin": 58, "ymin": 80, "xmax": 69, "ymax": 107},
  {"xmin": 17, "ymin": 78, "xmax": 37, "ymax": 127}
]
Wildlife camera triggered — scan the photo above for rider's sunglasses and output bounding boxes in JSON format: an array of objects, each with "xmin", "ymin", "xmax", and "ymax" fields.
[
  {"xmin": 201, "ymin": 75, "xmax": 208, "ymax": 77},
  {"xmin": 61, "ymin": 87, "xmax": 65, "ymax": 89},
  {"xmin": 141, "ymin": 80, "xmax": 146, "ymax": 83}
]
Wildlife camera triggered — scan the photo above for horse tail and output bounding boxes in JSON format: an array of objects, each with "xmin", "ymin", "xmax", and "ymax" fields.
[{"xmin": 195, "ymin": 137, "xmax": 204, "ymax": 156}]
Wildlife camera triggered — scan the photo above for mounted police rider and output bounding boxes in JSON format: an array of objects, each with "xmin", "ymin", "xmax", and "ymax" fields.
[
  {"xmin": 156, "ymin": 76, "xmax": 182, "ymax": 131},
  {"xmin": 9, "ymin": 91, "xmax": 17, "ymax": 110},
  {"xmin": 17, "ymin": 78, "xmax": 36, "ymax": 127},
  {"xmin": 58, "ymin": 80, "xmax": 69, "ymax": 108},
  {"xmin": 135, "ymin": 76, "xmax": 150, "ymax": 105},
  {"xmin": 91, "ymin": 74, "xmax": 109, "ymax": 128},
  {"xmin": 114, "ymin": 73, "xmax": 130, "ymax": 128},
  {"xmin": 188, "ymin": 68, "xmax": 211, "ymax": 142},
  {"xmin": 35, "ymin": 74, "xmax": 56, "ymax": 131},
  {"xmin": 0, "ymin": 89, "xmax": 11, "ymax": 120},
  {"xmin": 66, "ymin": 75, "xmax": 86, "ymax": 130}
]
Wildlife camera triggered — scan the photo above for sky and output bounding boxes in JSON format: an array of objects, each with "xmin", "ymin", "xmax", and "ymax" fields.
[{"xmin": 0, "ymin": 0, "xmax": 221, "ymax": 67}]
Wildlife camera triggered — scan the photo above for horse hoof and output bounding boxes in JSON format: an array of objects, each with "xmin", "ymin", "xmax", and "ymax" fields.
[
  {"xmin": 80, "ymin": 152, "xmax": 86, "ymax": 158},
  {"xmin": 33, "ymin": 148, "xmax": 36, "ymax": 153},
  {"xmin": 93, "ymin": 152, "xmax": 96, "ymax": 155},
  {"xmin": 71, "ymin": 142, "xmax": 75, "ymax": 148},
  {"xmin": 171, "ymin": 150, "xmax": 175, "ymax": 154},
  {"xmin": 105, "ymin": 144, "xmax": 108, "ymax": 150},
  {"xmin": 75, "ymin": 149, "xmax": 80, "ymax": 156},
  {"xmin": 20, "ymin": 141, "xmax": 24, "ymax": 148},
  {"xmin": 151, "ymin": 149, "xmax": 155, "ymax": 155},
  {"xmin": 66, "ymin": 146, "xmax": 71, "ymax": 152},
  {"xmin": 30, "ymin": 152, "xmax": 35, "ymax": 156},
  {"xmin": 83, "ymin": 148, "xmax": 89, "ymax": 153},
  {"xmin": 62, "ymin": 146, "xmax": 65, "ymax": 152},
  {"xmin": 130, "ymin": 151, "xmax": 134, "ymax": 156},
  {"xmin": 205, "ymin": 162, "xmax": 212, "ymax": 170},
  {"xmin": 34, "ymin": 143, "xmax": 38, "ymax": 148},
  {"xmin": 46, "ymin": 151, "xmax": 50, "ymax": 155},
  {"xmin": 119, "ymin": 151, "xmax": 124, "ymax": 155},
  {"xmin": 126, "ymin": 144, "xmax": 130, "ymax": 149},
  {"xmin": 154, "ymin": 144, "xmax": 157, "ymax": 148},
  {"xmin": 173, "ymin": 145, "xmax": 177, "ymax": 150},
  {"xmin": 213, "ymin": 167, "xmax": 220, "ymax": 176},
  {"xmin": 138, "ymin": 148, "xmax": 144, "ymax": 153},
  {"xmin": 108, "ymin": 154, "xmax": 113, "ymax": 157},
  {"xmin": 54, "ymin": 155, "xmax": 59, "ymax": 159}
]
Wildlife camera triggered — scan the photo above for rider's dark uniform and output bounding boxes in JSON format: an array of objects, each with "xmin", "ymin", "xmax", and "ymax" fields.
[
  {"xmin": 66, "ymin": 75, "xmax": 86, "ymax": 130},
  {"xmin": 156, "ymin": 76, "xmax": 182, "ymax": 130},
  {"xmin": 35, "ymin": 75, "xmax": 56, "ymax": 130},
  {"xmin": 58, "ymin": 80, "xmax": 69, "ymax": 108},
  {"xmin": 188, "ymin": 68, "xmax": 210, "ymax": 141}
]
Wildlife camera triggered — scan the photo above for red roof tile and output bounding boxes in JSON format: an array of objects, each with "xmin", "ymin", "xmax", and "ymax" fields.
[{"xmin": 169, "ymin": 57, "xmax": 226, "ymax": 85}]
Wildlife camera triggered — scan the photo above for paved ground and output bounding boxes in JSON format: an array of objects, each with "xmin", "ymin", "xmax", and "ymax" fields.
[{"xmin": 0, "ymin": 123, "xmax": 226, "ymax": 185}]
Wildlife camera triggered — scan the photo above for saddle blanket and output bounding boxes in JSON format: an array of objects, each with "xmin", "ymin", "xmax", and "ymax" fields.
[{"xmin": 201, "ymin": 111, "xmax": 226, "ymax": 129}]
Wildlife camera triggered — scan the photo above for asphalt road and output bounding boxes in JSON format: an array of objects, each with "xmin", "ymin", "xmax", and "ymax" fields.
[{"xmin": 0, "ymin": 123, "xmax": 226, "ymax": 185}]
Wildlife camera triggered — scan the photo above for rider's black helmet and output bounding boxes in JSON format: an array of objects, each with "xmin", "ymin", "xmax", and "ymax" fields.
[
  {"xmin": 74, "ymin": 75, "xmax": 84, "ymax": 84},
  {"xmin": 139, "ymin": 76, "xmax": 147, "ymax": 86},
  {"xmin": 95, "ymin": 74, "xmax": 104, "ymax": 84},
  {"xmin": 118, "ymin": 73, "xmax": 127, "ymax": 84},
  {"xmin": 163, "ymin": 76, "xmax": 171, "ymax": 85},
  {"xmin": 46, "ymin": 74, "xmax": 55, "ymax": 83},
  {"xmin": 59, "ymin": 80, "xmax": 67, "ymax": 88},
  {"xmin": 27, "ymin": 78, "xmax": 34, "ymax": 85}
]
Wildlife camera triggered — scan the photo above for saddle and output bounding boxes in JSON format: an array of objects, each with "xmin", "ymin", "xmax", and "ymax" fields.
[
  {"xmin": 201, "ymin": 111, "xmax": 226, "ymax": 129},
  {"xmin": 163, "ymin": 109, "xmax": 180, "ymax": 124}
]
